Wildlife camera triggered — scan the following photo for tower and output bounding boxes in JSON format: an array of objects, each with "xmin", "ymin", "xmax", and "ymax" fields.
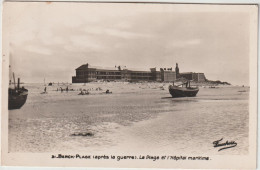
[{"xmin": 175, "ymin": 63, "xmax": 179, "ymax": 78}]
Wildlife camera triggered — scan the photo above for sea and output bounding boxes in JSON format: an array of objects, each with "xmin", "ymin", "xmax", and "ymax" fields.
[{"xmin": 8, "ymin": 82, "xmax": 249, "ymax": 155}]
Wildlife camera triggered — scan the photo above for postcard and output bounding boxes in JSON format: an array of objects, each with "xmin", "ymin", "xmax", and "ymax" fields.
[{"xmin": 1, "ymin": 1, "xmax": 258, "ymax": 169}]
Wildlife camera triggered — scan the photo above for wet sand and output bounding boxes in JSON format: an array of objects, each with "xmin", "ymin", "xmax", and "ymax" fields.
[{"xmin": 9, "ymin": 82, "xmax": 249, "ymax": 155}]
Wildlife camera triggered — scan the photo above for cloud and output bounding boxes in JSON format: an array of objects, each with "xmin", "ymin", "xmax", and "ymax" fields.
[
  {"xmin": 114, "ymin": 21, "xmax": 133, "ymax": 29},
  {"xmin": 84, "ymin": 26, "xmax": 152, "ymax": 39},
  {"xmin": 5, "ymin": 3, "xmax": 251, "ymax": 85},
  {"xmin": 186, "ymin": 39, "xmax": 201, "ymax": 45},
  {"xmin": 105, "ymin": 28, "xmax": 151, "ymax": 39},
  {"xmin": 25, "ymin": 45, "xmax": 52, "ymax": 55},
  {"xmin": 166, "ymin": 39, "xmax": 202, "ymax": 48},
  {"xmin": 65, "ymin": 35, "xmax": 104, "ymax": 51}
]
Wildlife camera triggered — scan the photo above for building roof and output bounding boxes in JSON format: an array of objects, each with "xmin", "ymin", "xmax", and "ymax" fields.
[
  {"xmin": 128, "ymin": 70, "xmax": 151, "ymax": 73},
  {"xmin": 76, "ymin": 64, "xmax": 89, "ymax": 70},
  {"xmin": 76, "ymin": 64, "xmax": 179, "ymax": 73},
  {"xmin": 180, "ymin": 72, "xmax": 205, "ymax": 74},
  {"xmin": 76, "ymin": 64, "xmax": 153, "ymax": 72},
  {"xmin": 125, "ymin": 67, "xmax": 151, "ymax": 72},
  {"xmin": 180, "ymin": 72, "xmax": 193, "ymax": 74},
  {"xmin": 76, "ymin": 64, "xmax": 119, "ymax": 71},
  {"xmin": 163, "ymin": 71, "xmax": 176, "ymax": 73},
  {"xmin": 92, "ymin": 65, "xmax": 119, "ymax": 71}
]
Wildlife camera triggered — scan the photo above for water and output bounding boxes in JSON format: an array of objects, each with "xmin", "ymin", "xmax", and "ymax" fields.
[{"xmin": 9, "ymin": 83, "xmax": 249, "ymax": 155}]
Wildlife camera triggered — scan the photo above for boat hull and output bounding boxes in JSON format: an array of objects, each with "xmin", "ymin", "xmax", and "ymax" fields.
[
  {"xmin": 169, "ymin": 85, "xmax": 199, "ymax": 98},
  {"xmin": 8, "ymin": 89, "xmax": 28, "ymax": 110}
]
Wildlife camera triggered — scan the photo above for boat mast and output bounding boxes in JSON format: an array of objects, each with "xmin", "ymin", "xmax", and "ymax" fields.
[
  {"xmin": 9, "ymin": 65, "xmax": 12, "ymax": 85},
  {"xmin": 17, "ymin": 78, "xmax": 20, "ymax": 89},
  {"xmin": 13, "ymin": 72, "xmax": 16, "ymax": 89}
]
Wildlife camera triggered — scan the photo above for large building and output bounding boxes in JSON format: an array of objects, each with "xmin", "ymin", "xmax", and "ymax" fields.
[
  {"xmin": 72, "ymin": 63, "xmax": 177, "ymax": 83},
  {"xmin": 72, "ymin": 64, "xmax": 122, "ymax": 83},
  {"xmin": 180, "ymin": 72, "xmax": 206, "ymax": 82},
  {"xmin": 174, "ymin": 63, "xmax": 206, "ymax": 82},
  {"xmin": 72, "ymin": 63, "xmax": 205, "ymax": 83}
]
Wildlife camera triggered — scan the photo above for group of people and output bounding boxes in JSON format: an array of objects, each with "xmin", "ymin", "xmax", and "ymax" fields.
[
  {"xmin": 56, "ymin": 86, "xmax": 69, "ymax": 92},
  {"xmin": 78, "ymin": 90, "xmax": 90, "ymax": 95},
  {"xmin": 43, "ymin": 86, "xmax": 112, "ymax": 95},
  {"xmin": 43, "ymin": 86, "xmax": 70, "ymax": 93},
  {"xmin": 78, "ymin": 89, "xmax": 112, "ymax": 95}
]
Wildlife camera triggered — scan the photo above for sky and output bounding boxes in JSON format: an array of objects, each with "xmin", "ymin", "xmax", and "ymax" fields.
[{"xmin": 3, "ymin": 2, "xmax": 254, "ymax": 85}]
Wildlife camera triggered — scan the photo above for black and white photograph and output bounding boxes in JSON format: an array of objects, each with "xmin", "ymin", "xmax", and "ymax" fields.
[{"xmin": 1, "ymin": 1, "xmax": 258, "ymax": 169}]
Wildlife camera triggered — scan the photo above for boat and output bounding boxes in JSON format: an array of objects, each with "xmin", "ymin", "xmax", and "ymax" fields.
[
  {"xmin": 8, "ymin": 73, "xmax": 28, "ymax": 110},
  {"xmin": 168, "ymin": 80, "xmax": 199, "ymax": 98}
]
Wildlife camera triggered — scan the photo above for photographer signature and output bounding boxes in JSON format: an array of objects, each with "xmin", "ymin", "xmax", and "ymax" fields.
[{"xmin": 213, "ymin": 138, "xmax": 237, "ymax": 151}]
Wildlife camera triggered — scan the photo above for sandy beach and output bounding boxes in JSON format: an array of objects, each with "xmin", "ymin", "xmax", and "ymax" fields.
[{"xmin": 8, "ymin": 82, "xmax": 249, "ymax": 155}]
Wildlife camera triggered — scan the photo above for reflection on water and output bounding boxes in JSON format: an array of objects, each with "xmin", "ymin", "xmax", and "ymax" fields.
[{"xmin": 9, "ymin": 83, "xmax": 249, "ymax": 155}]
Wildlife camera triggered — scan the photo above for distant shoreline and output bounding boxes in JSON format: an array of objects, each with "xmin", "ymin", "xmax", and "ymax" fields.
[
  {"xmin": 190, "ymin": 80, "xmax": 232, "ymax": 87},
  {"xmin": 15, "ymin": 81, "xmax": 247, "ymax": 87}
]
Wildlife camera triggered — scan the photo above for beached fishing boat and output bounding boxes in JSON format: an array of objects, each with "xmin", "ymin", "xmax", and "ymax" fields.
[
  {"xmin": 168, "ymin": 80, "xmax": 199, "ymax": 98},
  {"xmin": 8, "ymin": 73, "xmax": 28, "ymax": 110},
  {"xmin": 9, "ymin": 88, "xmax": 28, "ymax": 110}
]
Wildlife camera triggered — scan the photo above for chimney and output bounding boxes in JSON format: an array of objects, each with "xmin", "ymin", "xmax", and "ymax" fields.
[{"xmin": 18, "ymin": 78, "xmax": 20, "ymax": 89}]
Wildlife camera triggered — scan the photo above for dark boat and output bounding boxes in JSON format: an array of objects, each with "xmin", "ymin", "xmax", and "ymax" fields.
[
  {"xmin": 9, "ymin": 88, "xmax": 28, "ymax": 110},
  {"xmin": 168, "ymin": 80, "xmax": 199, "ymax": 98},
  {"xmin": 8, "ymin": 74, "xmax": 28, "ymax": 110}
]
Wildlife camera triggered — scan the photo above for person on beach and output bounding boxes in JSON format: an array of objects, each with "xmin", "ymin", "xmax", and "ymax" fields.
[
  {"xmin": 66, "ymin": 86, "xmax": 69, "ymax": 92},
  {"xmin": 60, "ymin": 87, "xmax": 63, "ymax": 93},
  {"xmin": 44, "ymin": 87, "xmax": 47, "ymax": 93},
  {"xmin": 79, "ymin": 90, "xmax": 84, "ymax": 95},
  {"xmin": 106, "ymin": 89, "xmax": 112, "ymax": 94}
]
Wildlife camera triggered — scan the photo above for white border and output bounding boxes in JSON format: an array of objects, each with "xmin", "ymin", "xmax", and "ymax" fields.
[{"xmin": 0, "ymin": 1, "xmax": 259, "ymax": 170}]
